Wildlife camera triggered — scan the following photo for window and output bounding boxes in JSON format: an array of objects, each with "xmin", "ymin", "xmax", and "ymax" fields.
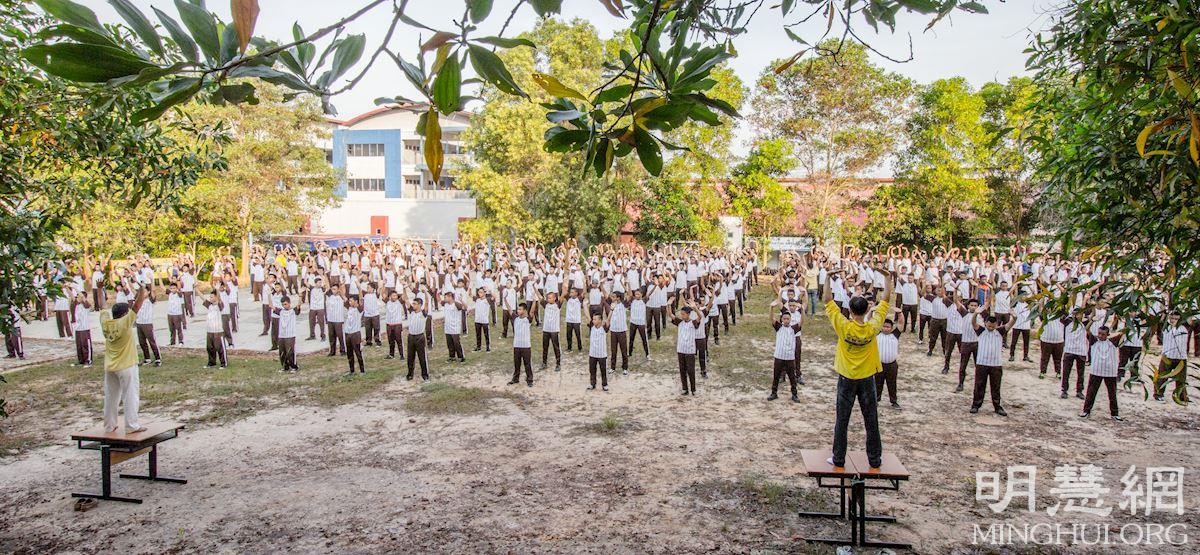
[
  {"xmin": 347, "ymin": 178, "xmax": 385, "ymax": 191},
  {"xmin": 404, "ymin": 177, "xmax": 421, "ymax": 185},
  {"xmin": 347, "ymin": 143, "xmax": 385, "ymax": 157},
  {"xmin": 443, "ymin": 143, "xmax": 464, "ymax": 155},
  {"xmin": 404, "ymin": 143, "xmax": 421, "ymax": 152},
  {"xmin": 324, "ymin": 148, "xmax": 333, "ymax": 163}
]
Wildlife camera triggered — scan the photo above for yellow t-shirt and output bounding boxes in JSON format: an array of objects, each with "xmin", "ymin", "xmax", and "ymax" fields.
[
  {"xmin": 826, "ymin": 300, "xmax": 889, "ymax": 380},
  {"xmin": 100, "ymin": 310, "xmax": 138, "ymax": 372}
]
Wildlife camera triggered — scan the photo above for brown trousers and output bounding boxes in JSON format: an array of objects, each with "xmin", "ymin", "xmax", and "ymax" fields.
[
  {"xmin": 876, "ymin": 361, "xmax": 898, "ymax": 404},
  {"xmin": 971, "ymin": 364, "xmax": 1004, "ymax": 411},
  {"xmin": 588, "ymin": 356, "xmax": 608, "ymax": 387},
  {"xmin": 74, "ymin": 329, "xmax": 93, "ymax": 365},
  {"xmin": 345, "ymin": 332, "xmax": 364, "ymax": 373},
  {"xmin": 278, "ymin": 337, "xmax": 298, "ymax": 370},
  {"xmin": 387, "ymin": 323, "xmax": 404, "ymax": 357},
  {"xmin": 512, "ymin": 347, "xmax": 533, "ymax": 384},
  {"xmin": 678, "ymin": 353, "xmax": 697, "ymax": 393},
  {"xmin": 1039, "ymin": 341, "xmax": 1063, "ymax": 375},
  {"xmin": 927, "ymin": 318, "xmax": 947, "ymax": 354}
]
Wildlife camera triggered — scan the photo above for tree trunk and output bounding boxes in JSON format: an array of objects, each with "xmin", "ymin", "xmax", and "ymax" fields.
[{"xmin": 240, "ymin": 233, "xmax": 251, "ymax": 282}]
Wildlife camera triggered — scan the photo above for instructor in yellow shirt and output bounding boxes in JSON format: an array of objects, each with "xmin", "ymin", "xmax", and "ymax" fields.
[
  {"xmin": 823, "ymin": 264, "xmax": 894, "ymax": 470},
  {"xmin": 99, "ymin": 284, "xmax": 150, "ymax": 433}
]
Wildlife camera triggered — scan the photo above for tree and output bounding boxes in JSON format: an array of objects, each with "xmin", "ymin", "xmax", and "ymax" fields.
[
  {"xmin": 21, "ymin": 0, "xmax": 990, "ymax": 182},
  {"xmin": 637, "ymin": 175, "xmax": 701, "ymax": 243},
  {"xmin": 180, "ymin": 86, "xmax": 338, "ymax": 278},
  {"xmin": 727, "ymin": 139, "xmax": 796, "ymax": 242},
  {"xmin": 980, "ymin": 77, "xmax": 1043, "ymax": 239},
  {"xmin": 1028, "ymin": 0, "xmax": 1200, "ymax": 402},
  {"xmin": 751, "ymin": 40, "xmax": 913, "ymax": 244},
  {"xmin": 866, "ymin": 78, "xmax": 992, "ymax": 248}
]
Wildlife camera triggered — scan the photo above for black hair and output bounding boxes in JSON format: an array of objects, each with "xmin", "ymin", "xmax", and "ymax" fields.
[
  {"xmin": 281, "ymin": 296, "xmax": 291, "ymax": 304},
  {"xmin": 883, "ymin": 318, "xmax": 894, "ymax": 325},
  {"xmin": 519, "ymin": 302, "xmax": 529, "ymax": 311},
  {"xmin": 1098, "ymin": 325, "xmax": 1110, "ymax": 332},
  {"xmin": 986, "ymin": 315, "xmax": 998, "ymax": 324},
  {"xmin": 682, "ymin": 306, "xmax": 693, "ymax": 315},
  {"xmin": 111, "ymin": 302, "xmax": 130, "ymax": 319},
  {"xmin": 849, "ymin": 296, "xmax": 869, "ymax": 316}
]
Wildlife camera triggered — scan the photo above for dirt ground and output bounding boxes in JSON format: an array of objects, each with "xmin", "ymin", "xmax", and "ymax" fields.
[{"xmin": 1, "ymin": 286, "xmax": 1197, "ymax": 554}]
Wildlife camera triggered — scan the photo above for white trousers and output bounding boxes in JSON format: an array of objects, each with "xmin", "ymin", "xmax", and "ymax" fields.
[{"xmin": 103, "ymin": 365, "xmax": 140, "ymax": 431}]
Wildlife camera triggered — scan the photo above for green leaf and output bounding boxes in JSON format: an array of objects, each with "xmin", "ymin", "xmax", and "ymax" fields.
[
  {"xmin": 543, "ymin": 128, "xmax": 590, "ymax": 152},
  {"xmin": 547, "ymin": 109, "xmax": 585, "ymax": 123},
  {"xmin": 33, "ymin": 0, "xmax": 106, "ymax": 36},
  {"xmin": 174, "ymin": 0, "xmax": 219, "ymax": 62},
  {"xmin": 688, "ymin": 103, "xmax": 721, "ymax": 126},
  {"xmin": 109, "ymin": 0, "xmax": 164, "ymax": 54},
  {"xmin": 593, "ymin": 84, "xmax": 633, "ymax": 104},
  {"xmin": 958, "ymin": 2, "xmax": 988, "ymax": 14},
  {"xmin": 37, "ymin": 24, "xmax": 119, "ymax": 48},
  {"xmin": 219, "ymin": 22, "xmax": 239, "ymax": 63},
  {"xmin": 22, "ymin": 43, "xmax": 157, "ymax": 83},
  {"xmin": 327, "ymin": 34, "xmax": 366, "ymax": 83},
  {"xmin": 133, "ymin": 77, "xmax": 202, "ymax": 122},
  {"xmin": 468, "ymin": 43, "xmax": 525, "ymax": 97},
  {"xmin": 432, "ymin": 53, "xmax": 462, "ymax": 114},
  {"xmin": 474, "ymin": 36, "xmax": 536, "ymax": 49},
  {"xmin": 529, "ymin": 0, "xmax": 562, "ymax": 16},
  {"xmin": 153, "ymin": 7, "xmax": 198, "ymax": 62},
  {"xmin": 389, "ymin": 52, "xmax": 427, "ymax": 95},
  {"xmin": 633, "ymin": 126, "xmax": 663, "ymax": 176},
  {"xmin": 467, "ymin": 0, "xmax": 493, "ymax": 23},
  {"xmin": 687, "ymin": 93, "xmax": 740, "ymax": 118}
]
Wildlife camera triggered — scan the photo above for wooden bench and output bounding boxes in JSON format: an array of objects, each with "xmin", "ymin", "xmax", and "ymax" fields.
[
  {"xmin": 70, "ymin": 422, "xmax": 187, "ymax": 504},
  {"xmin": 798, "ymin": 448, "xmax": 911, "ymax": 550}
]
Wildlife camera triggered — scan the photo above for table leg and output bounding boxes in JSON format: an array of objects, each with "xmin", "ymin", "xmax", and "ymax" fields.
[
  {"xmin": 72, "ymin": 446, "xmax": 142, "ymax": 504},
  {"xmin": 120, "ymin": 444, "xmax": 188, "ymax": 484},
  {"xmin": 797, "ymin": 477, "xmax": 846, "ymax": 519},
  {"xmin": 857, "ymin": 479, "xmax": 913, "ymax": 550}
]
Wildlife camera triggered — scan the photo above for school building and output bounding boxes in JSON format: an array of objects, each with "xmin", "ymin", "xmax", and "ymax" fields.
[{"xmin": 312, "ymin": 103, "xmax": 477, "ymax": 241}]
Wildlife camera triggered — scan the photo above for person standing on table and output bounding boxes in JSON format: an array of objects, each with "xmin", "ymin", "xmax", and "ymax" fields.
[
  {"xmin": 275, "ymin": 296, "xmax": 301, "ymax": 373},
  {"xmin": 1080, "ymin": 325, "xmax": 1125, "ymax": 420},
  {"xmin": 969, "ymin": 308, "xmax": 1014, "ymax": 416},
  {"xmin": 823, "ymin": 266, "xmax": 894, "ymax": 469},
  {"xmin": 202, "ymin": 291, "xmax": 227, "ymax": 369},
  {"xmin": 508, "ymin": 303, "xmax": 534, "ymax": 387},
  {"xmin": 99, "ymin": 285, "xmax": 149, "ymax": 433}
]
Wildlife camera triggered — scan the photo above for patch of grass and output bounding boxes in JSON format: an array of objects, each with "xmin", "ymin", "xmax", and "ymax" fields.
[
  {"xmin": 686, "ymin": 471, "xmax": 836, "ymax": 516},
  {"xmin": 574, "ymin": 412, "xmax": 641, "ymax": 436},
  {"xmin": 404, "ymin": 382, "xmax": 516, "ymax": 415}
]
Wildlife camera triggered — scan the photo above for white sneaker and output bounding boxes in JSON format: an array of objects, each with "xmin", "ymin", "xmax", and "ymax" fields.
[{"xmin": 125, "ymin": 425, "xmax": 147, "ymax": 433}]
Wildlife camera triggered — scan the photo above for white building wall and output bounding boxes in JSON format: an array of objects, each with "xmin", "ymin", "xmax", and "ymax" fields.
[
  {"xmin": 316, "ymin": 198, "xmax": 476, "ymax": 241},
  {"xmin": 344, "ymin": 156, "xmax": 386, "ymax": 179}
]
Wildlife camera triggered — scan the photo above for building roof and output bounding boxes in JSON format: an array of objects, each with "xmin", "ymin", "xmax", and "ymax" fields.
[{"xmin": 326, "ymin": 103, "xmax": 472, "ymax": 127}]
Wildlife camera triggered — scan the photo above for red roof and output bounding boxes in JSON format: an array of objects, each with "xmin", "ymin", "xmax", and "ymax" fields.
[{"xmin": 326, "ymin": 103, "xmax": 472, "ymax": 127}]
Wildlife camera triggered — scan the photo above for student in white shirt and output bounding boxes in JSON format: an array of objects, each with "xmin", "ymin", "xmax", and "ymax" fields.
[
  {"xmin": 384, "ymin": 290, "xmax": 406, "ymax": 359},
  {"xmin": 875, "ymin": 315, "xmax": 903, "ymax": 408},
  {"xmin": 1080, "ymin": 325, "xmax": 1125, "ymax": 420},
  {"xmin": 405, "ymin": 295, "xmax": 430, "ymax": 381},
  {"xmin": 472, "ymin": 288, "xmax": 491, "ymax": 352},
  {"xmin": 134, "ymin": 289, "xmax": 161, "ymax": 366},
  {"xmin": 343, "ymin": 296, "xmax": 365, "ymax": 374},
  {"xmin": 1061, "ymin": 308, "xmax": 1090, "ymax": 399},
  {"xmin": 627, "ymin": 289, "xmax": 650, "ymax": 359},
  {"xmin": 166, "ymin": 282, "xmax": 185, "ymax": 346},
  {"xmin": 607, "ymin": 292, "xmax": 631, "ymax": 375},
  {"xmin": 202, "ymin": 290, "xmax": 227, "ymax": 368},
  {"xmin": 308, "ymin": 278, "xmax": 326, "ymax": 341},
  {"xmin": 969, "ymin": 310, "xmax": 1014, "ymax": 416},
  {"xmin": 441, "ymin": 292, "xmax": 466, "ymax": 362},
  {"xmin": 1155, "ymin": 310, "xmax": 1192, "ymax": 403},
  {"xmin": 564, "ymin": 288, "xmax": 584, "ymax": 352},
  {"xmin": 325, "ymin": 287, "xmax": 346, "ymax": 356},
  {"xmin": 275, "ymin": 296, "xmax": 301, "ymax": 373},
  {"xmin": 71, "ymin": 291, "xmax": 94, "ymax": 367},
  {"xmin": 768, "ymin": 301, "xmax": 802, "ymax": 403},
  {"xmin": 508, "ymin": 303, "xmax": 534, "ymax": 387},
  {"xmin": 1007, "ymin": 298, "xmax": 1032, "ymax": 362},
  {"xmin": 540, "ymin": 291, "xmax": 563, "ymax": 371},
  {"xmin": 672, "ymin": 302, "xmax": 703, "ymax": 395},
  {"xmin": 361, "ymin": 284, "xmax": 382, "ymax": 347},
  {"xmin": 586, "ymin": 310, "xmax": 610, "ymax": 391}
]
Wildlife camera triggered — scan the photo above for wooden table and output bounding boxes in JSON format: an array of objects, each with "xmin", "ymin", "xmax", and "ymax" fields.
[
  {"xmin": 798, "ymin": 448, "xmax": 911, "ymax": 550},
  {"xmin": 70, "ymin": 422, "xmax": 187, "ymax": 504}
]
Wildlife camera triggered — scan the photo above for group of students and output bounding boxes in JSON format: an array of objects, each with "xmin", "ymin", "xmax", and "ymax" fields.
[{"xmin": 789, "ymin": 245, "xmax": 1199, "ymax": 421}]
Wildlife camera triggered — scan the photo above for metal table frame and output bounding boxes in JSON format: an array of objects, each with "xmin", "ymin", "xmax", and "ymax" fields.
[{"xmin": 71, "ymin": 426, "xmax": 187, "ymax": 504}]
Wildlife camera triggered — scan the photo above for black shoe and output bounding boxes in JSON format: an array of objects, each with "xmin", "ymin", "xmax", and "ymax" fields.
[
  {"xmin": 926, "ymin": 351, "xmax": 932, "ymax": 357},
  {"xmin": 798, "ymin": 376, "xmax": 806, "ymax": 385},
  {"xmin": 459, "ymin": 358, "xmax": 467, "ymax": 363},
  {"xmin": 1075, "ymin": 392, "xmax": 1085, "ymax": 400},
  {"xmin": 955, "ymin": 384, "xmax": 963, "ymax": 392},
  {"xmin": 941, "ymin": 368, "xmax": 948, "ymax": 374},
  {"xmin": 1112, "ymin": 415, "xmax": 1124, "ymax": 421},
  {"xmin": 406, "ymin": 375, "xmax": 413, "ymax": 381},
  {"xmin": 791, "ymin": 395, "xmax": 800, "ymax": 403},
  {"xmin": 486, "ymin": 347, "xmax": 491, "ymax": 352},
  {"xmin": 969, "ymin": 407, "xmax": 979, "ymax": 414},
  {"xmin": 890, "ymin": 402, "xmax": 901, "ymax": 410},
  {"xmin": 507, "ymin": 380, "xmax": 518, "ymax": 385},
  {"xmin": 767, "ymin": 393, "xmax": 778, "ymax": 401},
  {"xmin": 1023, "ymin": 357, "xmax": 1033, "ymax": 363},
  {"xmin": 995, "ymin": 407, "xmax": 1008, "ymax": 417},
  {"xmin": 327, "ymin": 353, "xmax": 336, "ymax": 357},
  {"xmin": 1060, "ymin": 391, "xmax": 1068, "ymax": 399},
  {"xmin": 681, "ymin": 390, "xmax": 689, "ymax": 396},
  {"xmin": 555, "ymin": 365, "xmax": 561, "ymax": 372},
  {"xmin": 1078, "ymin": 411, "xmax": 1090, "ymax": 418},
  {"xmin": 700, "ymin": 371, "xmax": 706, "ymax": 378},
  {"xmin": 473, "ymin": 348, "xmax": 481, "ymax": 352},
  {"xmin": 587, "ymin": 385, "xmax": 596, "ymax": 391},
  {"xmin": 1008, "ymin": 356, "xmax": 1015, "ymax": 362},
  {"xmin": 526, "ymin": 382, "xmax": 533, "ymax": 388}
]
